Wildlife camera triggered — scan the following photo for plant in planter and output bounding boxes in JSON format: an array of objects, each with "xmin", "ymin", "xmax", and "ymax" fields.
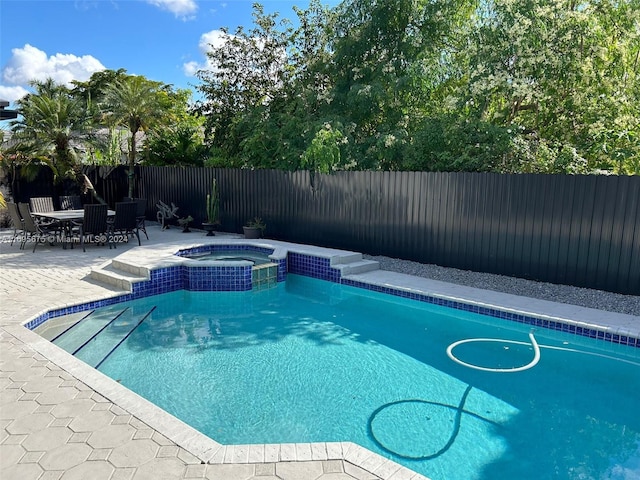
[
  {"xmin": 178, "ymin": 215, "xmax": 193, "ymax": 233},
  {"xmin": 243, "ymin": 217, "xmax": 266, "ymax": 239},
  {"xmin": 202, "ymin": 179, "xmax": 220, "ymax": 236}
]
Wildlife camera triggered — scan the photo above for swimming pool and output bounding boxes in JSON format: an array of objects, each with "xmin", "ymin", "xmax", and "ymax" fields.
[{"xmin": 41, "ymin": 274, "xmax": 640, "ymax": 480}]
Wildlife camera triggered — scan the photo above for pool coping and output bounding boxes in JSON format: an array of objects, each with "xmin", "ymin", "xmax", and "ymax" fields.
[{"xmin": 15, "ymin": 238, "xmax": 640, "ymax": 480}]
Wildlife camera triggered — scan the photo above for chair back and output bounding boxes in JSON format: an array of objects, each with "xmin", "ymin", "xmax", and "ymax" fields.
[
  {"xmin": 29, "ymin": 197, "xmax": 55, "ymax": 213},
  {"xmin": 7, "ymin": 202, "xmax": 23, "ymax": 228},
  {"xmin": 113, "ymin": 202, "xmax": 138, "ymax": 231},
  {"xmin": 134, "ymin": 199, "xmax": 146, "ymax": 217},
  {"xmin": 18, "ymin": 203, "xmax": 39, "ymax": 233},
  {"xmin": 82, "ymin": 204, "xmax": 108, "ymax": 235},
  {"xmin": 59, "ymin": 195, "xmax": 82, "ymax": 210},
  {"xmin": 123, "ymin": 197, "xmax": 146, "ymax": 217}
]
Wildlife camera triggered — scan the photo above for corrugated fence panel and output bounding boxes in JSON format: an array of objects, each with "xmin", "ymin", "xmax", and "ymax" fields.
[
  {"xmin": 618, "ymin": 177, "xmax": 640, "ymax": 293},
  {"xmin": 14, "ymin": 166, "xmax": 640, "ymax": 294}
]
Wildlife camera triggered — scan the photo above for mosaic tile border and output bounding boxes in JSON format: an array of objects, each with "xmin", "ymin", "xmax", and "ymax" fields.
[
  {"xmin": 287, "ymin": 252, "xmax": 341, "ymax": 283},
  {"xmin": 340, "ymin": 279, "xmax": 640, "ymax": 349},
  {"xmin": 26, "ymin": 247, "xmax": 639, "ymax": 349}
]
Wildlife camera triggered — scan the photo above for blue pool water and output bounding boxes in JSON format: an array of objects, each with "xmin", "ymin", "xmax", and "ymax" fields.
[{"xmin": 57, "ymin": 275, "xmax": 640, "ymax": 479}]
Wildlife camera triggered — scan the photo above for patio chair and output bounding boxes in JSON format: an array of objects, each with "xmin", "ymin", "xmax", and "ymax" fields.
[
  {"xmin": 134, "ymin": 199, "xmax": 148, "ymax": 240},
  {"xmin": 59, "ymin": 195, "xmax": 82, "ymax": 210},
  {"xmin": 109, "ymin": 201, "xmax": 140, "ymax": 247},
  {"xmin": 7, "ymin": 202, "xmax": 25, "ymax": 247},
  {"xmin": 17, "ymin": 202, "xmax": 61, "ymax": 252},
  {"xmin": 28, "ymin": 196, "xmax": 59, "ymax": 228},
  {"xmin": 29, "ymin": 196, "xmax": 55, "ymax": 213},
  {"xmin": 70, "ymin": 204, "xmax": 111, "ymax": 252},
  {"xmin": 123, "ymin": 197, "xmax": 149, "ymax": 239}
]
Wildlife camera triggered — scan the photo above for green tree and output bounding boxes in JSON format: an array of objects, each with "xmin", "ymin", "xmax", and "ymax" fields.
[
  {"xmin": 101, "ymin": 75, "xmax": 167, "ymax": 196},
  {"xmin": 145, "ymin": 124, "xmax": 209, "ymax": 166},
  {"xmin": 144, "ymin": 89, "xmax": 209, "ymax": 166},
  {"xmin": 192, "ymin": 0, "xmax": 639, "ymax": 174},
  {"xmin": 90, "ymin": 127, "xmax": 126, "ymax": 166},
  {"xmin": 194, "ymin": 4, "xmax": 296, "ymax": 167},
  {"xmin": 71, "ymin": 69, "xmax": 129, "ymax": 121},
  {"xmin": 464, "ymin": 0, "xmax": 640, "ymax": 173},
  {"xmin": 8, "ymin": 79, "xmax": 91, "ymax": 183},
  {"xmin": 327, "ymin": 0, "xmax": 476, "ymax": 169}
]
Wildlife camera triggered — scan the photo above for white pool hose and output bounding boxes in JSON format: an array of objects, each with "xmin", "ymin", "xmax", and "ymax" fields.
[{"xmin": 446, "ymin": 331, "xmax": 541, "ymax": 372}]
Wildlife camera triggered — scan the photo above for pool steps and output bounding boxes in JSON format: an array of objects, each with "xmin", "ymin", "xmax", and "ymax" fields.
[
  {"xmin": 89, "ymin": 259, "xmax": 150, "ymax": 291},
  {"xmin": 79, "ymin": 307, "xmax": 155, "ymax": 369},
  {"xmin": 36, "ymin": 306, "xmax": 156, "ymax": 369},
  {"xmin": 49, "ymin": 307, "xmax": 127, "ymax": 355},
  {"xmin": 33, "ymin": 311, "xmax": 88, "ymax": 341},
  {"xmin": 333, "ymin": 259, "xmax": 379, "ymax": 276}
]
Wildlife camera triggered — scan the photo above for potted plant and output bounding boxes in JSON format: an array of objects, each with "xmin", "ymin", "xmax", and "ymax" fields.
[
  {"xmin": 243, "ymin": 217, "xmax": 266, "ymax": 239},
  {"xmin": 202, "ymin": 179, "xmax": 220, "ymax": 236}
]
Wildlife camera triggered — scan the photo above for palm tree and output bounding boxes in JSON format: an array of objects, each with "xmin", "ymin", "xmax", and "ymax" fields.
[
  {"xmin": 101, "ymin": 75, "xmax": 166, "ymax": 197},
  {"xmin": 10, "ymin": 79, "xmax": 90, "ymax": 183}
]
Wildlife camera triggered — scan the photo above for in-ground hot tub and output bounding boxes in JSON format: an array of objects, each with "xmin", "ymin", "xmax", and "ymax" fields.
[
  {"xmin": 181, "ymin": 248, "xmax": 273, "ymax": 266},
  {"xmin": 175, "ymin": 244, "xmax": 284, "ymax": 290}
]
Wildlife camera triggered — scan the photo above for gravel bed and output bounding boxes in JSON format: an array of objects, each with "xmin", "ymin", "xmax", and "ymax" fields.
[{"xmin": 364, "ymin": 255, "xmax": 640, "ymax": 317}]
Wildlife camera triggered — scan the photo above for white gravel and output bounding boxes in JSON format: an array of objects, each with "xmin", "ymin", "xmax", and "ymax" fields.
[{"xmin": 364, "ymin": 255, "xmax": 640, "ymax": 318}]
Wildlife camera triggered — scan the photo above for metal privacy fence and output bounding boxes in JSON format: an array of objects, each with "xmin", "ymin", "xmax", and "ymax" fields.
[{"xmin": 9, "ymin": 166, "xmax": 640, "ymax": 295}]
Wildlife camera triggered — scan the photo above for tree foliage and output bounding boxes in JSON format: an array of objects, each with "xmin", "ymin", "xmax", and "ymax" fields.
[
  {"xmin": 194, "ymin": 0, "xmax": 639, "ymax": 174},
  {"xmin": 2, "ymin": 70, "xmax": 204, "ymax": 196},
  {"xmin": 465, "ymin": 0, "xmax": 640, "ymax": 173},
  {"xmin": 6, "ymin": 79, "xmax": 92, "ymax": 183},
  {"xmin": 100, "ymin": 74, "xmax": 170, "ymax": 196},
  {"xmin": 144, "ymin": 89, "xmax": 209, "ymax": 167},
  {"xmin": 4, "ymin": 0, "xmax": 639, "ymax": 176}
]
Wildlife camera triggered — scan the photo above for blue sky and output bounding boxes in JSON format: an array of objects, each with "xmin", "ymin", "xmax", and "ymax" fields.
[{"xmin": 0, "ymin": 0, "xmax": 334, "ymax": 106}]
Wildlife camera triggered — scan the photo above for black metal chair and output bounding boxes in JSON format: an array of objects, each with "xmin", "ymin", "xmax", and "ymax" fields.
[
  {"xmin": 71, "ymin": 204, "xmax": 111, "ymax": 252},
  {"xmin": 59, "ymin": 195, "xmax": 82, "ymax": 210},
  {"xmin": 134, "ymin": 199, "xmax": 148, "ymax": 240},
  {"xmin": 17, "ymin": 202, "xmax": 60, "ymax": 252},
  {"xmin": 123, "ymin": 197, "xmax": 148, "ymax": 240},
  {"xmin": 7, "ymin": 202, "xmax": 25, "ymax": 247},
  {"xmin": 109, "ymin": 202, "xmax": 141, "ymax": 247}
]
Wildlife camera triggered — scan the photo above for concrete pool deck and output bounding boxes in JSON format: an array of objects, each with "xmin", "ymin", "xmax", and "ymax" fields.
[{"xmin": 1, "ymin": 225, "xmax": 638, "ymax": 480}]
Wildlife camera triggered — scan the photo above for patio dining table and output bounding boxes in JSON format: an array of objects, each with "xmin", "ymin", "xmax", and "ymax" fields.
[
  {"xmin": 33, "ymin": 208, "xmax": 116, "ymax": 248},
  {"xmin": 33, "ymin": 209, "xmax": 114, "ymax": 221}
]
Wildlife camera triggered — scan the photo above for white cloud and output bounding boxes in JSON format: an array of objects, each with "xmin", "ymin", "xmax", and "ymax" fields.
[
  {"xmin": 0, "ymin": 85, "xmax": 30, "ymax": 103},
  {"xmin": 146, "ymin": 0, "xmax": 197, "ymax": 19},
  {"xmin": 182, "ymin": 29, "xmax": 231, "ymax": 77},
  {"xmin": 1, "ymin": 44, "xmax": 105, "ymax": 101},
  {"xmin": 183, "ymin": 61, "xmax": 200, "ymax": 77}
]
